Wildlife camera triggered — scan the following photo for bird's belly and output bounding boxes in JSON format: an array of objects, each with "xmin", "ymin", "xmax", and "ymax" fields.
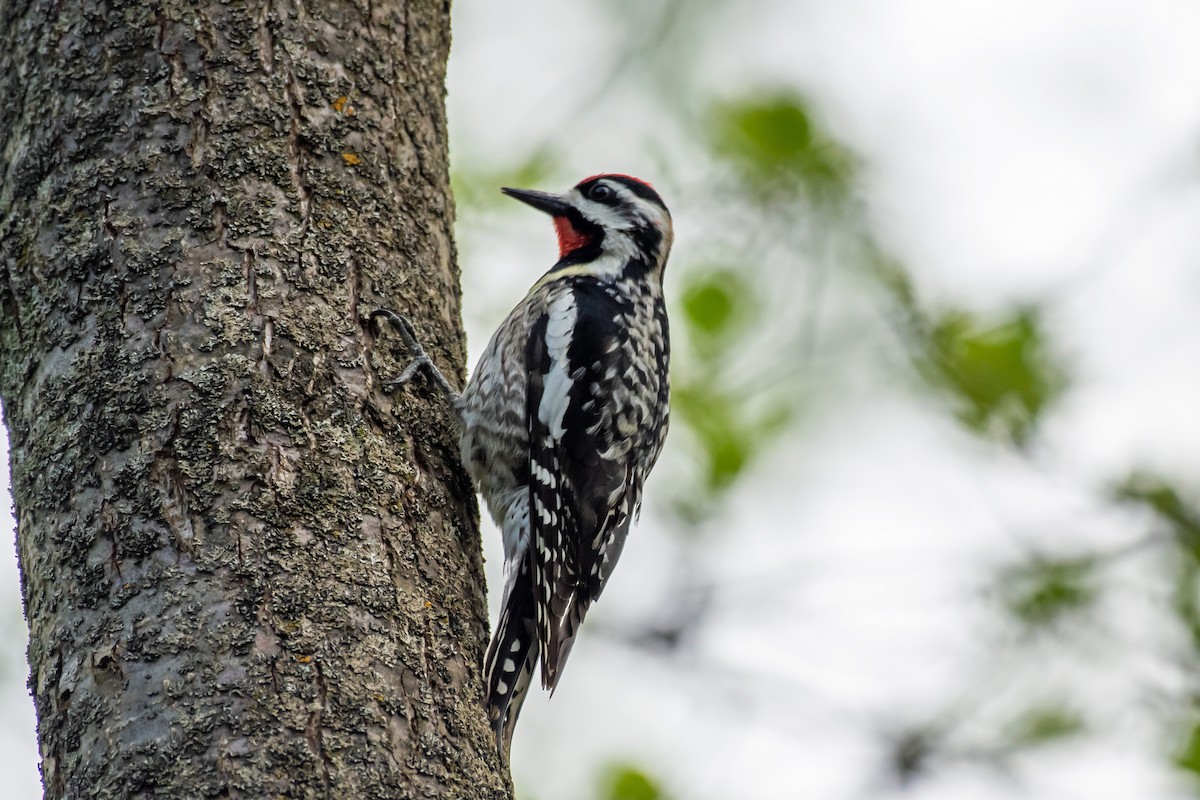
[{"xmin": 459, "ymin": 408, "xmax": 529, "ymax": 559}]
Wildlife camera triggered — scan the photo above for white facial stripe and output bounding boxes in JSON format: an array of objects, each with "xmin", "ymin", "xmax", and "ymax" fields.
[
  {"xmin": 564, "ymin": 180, "xmax": 673, "ymax": 270},
  {"xmin": 572, "ymin": 196, "xmax": 632, "ymax": 231}
]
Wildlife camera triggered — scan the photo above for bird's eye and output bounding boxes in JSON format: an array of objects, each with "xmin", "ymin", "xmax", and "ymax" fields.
[{"xmin": 589, "ymin": 183, "xmax": 614, "ymax": 202}]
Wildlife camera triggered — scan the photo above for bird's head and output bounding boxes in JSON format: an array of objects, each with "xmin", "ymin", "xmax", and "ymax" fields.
[{"xmin": 502, "ymin": 174, "xmax": 673, "ymax": 279}]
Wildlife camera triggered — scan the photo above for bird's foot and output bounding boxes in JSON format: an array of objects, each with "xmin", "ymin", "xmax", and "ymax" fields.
[{"xmin": 370, "ymin": 309, "xmax": 457, "ymax": 401}]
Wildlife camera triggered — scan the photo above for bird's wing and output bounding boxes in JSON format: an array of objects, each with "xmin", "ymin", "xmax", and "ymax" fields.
[{"xmin": 525, "ymin": 281, "xmax": 644, "ymax": 691}]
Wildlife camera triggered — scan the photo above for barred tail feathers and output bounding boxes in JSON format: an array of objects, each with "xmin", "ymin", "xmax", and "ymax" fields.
[
  {"xmin": 536, "ymin": 496, "xmax": 634, "ymax": 692},
  {"xmin": 538, "ymin": 577, "xmax": 594, "ymax": 694},
  {"xmin": 484, "ymin": 553, "xmax": 538, "ymax": 764}
]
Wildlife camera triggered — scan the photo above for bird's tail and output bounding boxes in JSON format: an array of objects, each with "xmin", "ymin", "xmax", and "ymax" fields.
[{"xmin": 484, "ymin": 552, "xmax": 539, "ymax": 765}]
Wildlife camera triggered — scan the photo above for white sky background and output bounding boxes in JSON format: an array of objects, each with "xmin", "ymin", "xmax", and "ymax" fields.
[{"xmin": 3, "ymin": 1, "xmax": 1200, "ymax": 798}]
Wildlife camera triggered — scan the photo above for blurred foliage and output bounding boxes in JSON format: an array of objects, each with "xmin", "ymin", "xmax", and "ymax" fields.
[
  {"xmin": 1115, "ymin": 472, "xmax": 1200, "ymax": 555},
  {"xmin": 709, "ymin": 92, "xmax": 857, "ymax": 203},
  {"xmin": 447, "ymin": 2, "xmax": 1197, "ymax": 795},
  {"xmin": 920, "ymin": 307, "xmax": 1066, "ymax": 446},
  {"xmin": 883, "ymin": 703, "xmax": 1086, "ymax": 788},
  {"xmin": 658, "ymin": 92, "xmax": 853, "ymax": 518},
  {"xmin": 597, "ymin": 763, "xmax": 668, "ymax": 800},
  {"xmin": 1175, "ymin": 717, "xmax": 1200, "ymax": 782},
  {"xmin": 997, "ymin": 554, "xmax": 1098, "ymax": 629},
  {"xmin": 1173, "ymin": 555, "xmax": 1200, "ymax": 653},
  {"xmin": 1004, "ymin": 704, "xmax": 1086, "ymax": 748},
  {"xmin": 680, "ymin": 268, "xmax": 754, "ymax": 356},
  {"xmin": 886, "ymin": 726, "xmax": 941, "ymax": 786},
  {"xmin": 452, "ymin": 149, "xmax": 562, "ymax": 210},
  {"xmin": 1114, "ymin": 473, "xmax": 1200, "ymax": 790},
  {"xmin": 671, "ymin": 381, "xmax": 793, "ymax": 514},
  {"xmin": 1116, "ymin": 473, "xmax": 1200, "ymax": 652},
  {"xmin": 868, "ymin": 234, "xmax": 1067, "ymax": 447},
  {"xmin": 671, "ymin": 268, "xmax": 793, "ymax": 520}
]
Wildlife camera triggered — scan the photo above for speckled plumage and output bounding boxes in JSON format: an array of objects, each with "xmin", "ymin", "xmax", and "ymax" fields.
[{"xmin": 456, "ymin": 175, "xmax": 673, "ymax": 762}]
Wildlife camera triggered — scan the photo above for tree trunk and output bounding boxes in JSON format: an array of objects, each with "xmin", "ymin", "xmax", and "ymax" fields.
[{"xmin": 0, "ymin": 0, "xmax": 509, "ymax": 797}]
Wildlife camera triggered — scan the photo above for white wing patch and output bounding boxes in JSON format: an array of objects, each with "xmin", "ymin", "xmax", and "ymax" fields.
[{"xmin": 538, "ymin": 291, "xmax": 578, "ymax": 441}]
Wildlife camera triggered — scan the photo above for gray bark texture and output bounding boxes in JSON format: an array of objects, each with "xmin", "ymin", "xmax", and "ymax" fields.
[{"xmin": 0, "ymin": 0, "xmax": 511, "ymax": 797}]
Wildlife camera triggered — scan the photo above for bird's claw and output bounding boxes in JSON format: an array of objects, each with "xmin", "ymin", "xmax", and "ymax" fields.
[{"xmin": 370, "ymin": 309, "xmax": 457, "ymax": 400}]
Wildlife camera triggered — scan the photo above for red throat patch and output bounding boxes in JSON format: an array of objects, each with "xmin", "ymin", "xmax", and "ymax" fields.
[{"xmin": 553, "ymin": 216, "xmax": 594, "ymax": 258}]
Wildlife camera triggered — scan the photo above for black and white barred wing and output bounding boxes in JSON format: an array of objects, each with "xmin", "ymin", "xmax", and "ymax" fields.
[{"xmin": 526, "ymin": 282, "xmax": 656, "ymax": 691}]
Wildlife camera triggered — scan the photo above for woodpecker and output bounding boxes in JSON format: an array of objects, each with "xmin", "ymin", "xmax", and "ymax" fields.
[{"xmin": 374, "ymin": 173, "xmax": 672, "ymax": 764}]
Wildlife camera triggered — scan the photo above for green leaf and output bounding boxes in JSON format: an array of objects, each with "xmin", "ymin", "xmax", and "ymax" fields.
[
  {"xmin": 1176, "ymin": 719, "xmax": 1200, "ymax": 777},
  {"xmin": 598, "ymin": 764, "xmax": 665, "ymax": 800},
  {"xmin": 682, "ymin": 273, "xmax": 737, "ymax": 335},
  {"xmin": 997, "ymin": 555, "xmax": 1098, "ymax": 628},
  {"xmin": 672, "ymin": 385, "xmax": 752, "ymax": 493},
  {"xmin": 1173, "ymin": 555, "xmax": 1200, "ymax": 653},
  {"xmin": 709, "ymin": 91, "xmax": 856, "ymax": 202},
  {"xmin": 1005, "ymin": 705, "xmax": 1086, "ymax": 748},
  {"xmin": 679, "ymin": 268, "xmax": 755, "ymax": 360},
  {"xmin": 669, "ymin": 379, "xmax": 796, "ymax": 525},
  {"xmin": 920, "ymin": 306, "xmax": 1066, "ymax": 445}
]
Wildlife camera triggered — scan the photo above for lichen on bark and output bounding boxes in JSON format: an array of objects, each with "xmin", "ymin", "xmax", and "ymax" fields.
[{"xmin": 0, "ymin": 0, "xmax": 509, "ymax": 797}]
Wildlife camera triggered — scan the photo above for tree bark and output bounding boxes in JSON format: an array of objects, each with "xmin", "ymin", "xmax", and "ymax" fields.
[{"xmin": 0, "ymin": 0, "xmax": 509, "ymax": 797}]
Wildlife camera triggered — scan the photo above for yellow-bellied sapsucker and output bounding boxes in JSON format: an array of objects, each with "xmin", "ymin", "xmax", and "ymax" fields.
[{"xmin": 375, "ymin": 174, "xmax": 672, "ymax": 763}]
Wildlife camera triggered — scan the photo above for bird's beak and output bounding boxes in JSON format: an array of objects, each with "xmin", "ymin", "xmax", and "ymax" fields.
[{"xmin": 501, "ymin": 187, "xmax": 572, "ymax": 216}]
